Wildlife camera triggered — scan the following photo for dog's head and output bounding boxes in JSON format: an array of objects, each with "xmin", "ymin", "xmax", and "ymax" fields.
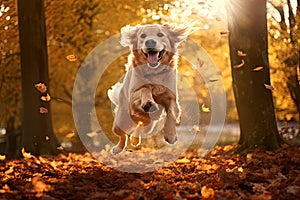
[{"xmin": 120, "ymin": 24, "xmax": 191, "ymax": 68}]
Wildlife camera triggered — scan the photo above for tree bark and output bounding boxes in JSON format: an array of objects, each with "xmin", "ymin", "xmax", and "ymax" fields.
[
  {"xmin": 17, "ymin": 0, "xmax": 60, "ymax": 155},
  {"xmin": 227, "ymin": 0, "xmax": 282, "ymax": 151}
]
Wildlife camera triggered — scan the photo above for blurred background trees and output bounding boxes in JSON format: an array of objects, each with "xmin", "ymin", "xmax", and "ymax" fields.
[{"xmin": 0, "ymin": 0, "xmax": 299, "ymax": 153}]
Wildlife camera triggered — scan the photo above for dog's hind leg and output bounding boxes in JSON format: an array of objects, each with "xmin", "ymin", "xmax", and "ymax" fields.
[{"xmin": 111, "ymin": 124, "xmax": 128, "ymax": 154}]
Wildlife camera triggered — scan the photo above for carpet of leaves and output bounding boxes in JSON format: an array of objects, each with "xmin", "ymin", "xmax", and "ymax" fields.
[{"xmin": 1, "ymin": 144, "xmax": 300, "ymax": 200}]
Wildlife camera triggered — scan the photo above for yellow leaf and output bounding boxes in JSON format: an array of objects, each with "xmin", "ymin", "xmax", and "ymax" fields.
[
  {"xmin": 65, "ymin": 54, "xmax": 78, "ymax": 62},
  {"xmin": 202, "ymin": 104, "xmax": 210, "ymax": 113},
  {"xmin": 253, "ymin": 66, "xmax": 264, "ymax": 71},
  {"xmin": 201, "ymin": 186, "xmax": 215, "ymax": 199},
  {"xmin": 5, "ymin": 166, "xmax": 14, "ymax": 174},
  {"xmin": 176, "ymin": 158, "xmax": 190, "ymax": 163},
  {"xmin": 0, "ymin": 155, "xmax": 6, "ymax": 161},
  {"xmin": 233, "ymin": 59, "xmax": 245, "ymax": 69},
  {"xmin": 21, "ymin": 148, "xmax": 34, "ymax": 159}
]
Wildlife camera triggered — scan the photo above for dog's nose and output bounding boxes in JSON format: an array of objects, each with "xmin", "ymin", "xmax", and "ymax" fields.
[
  {"xmin": 145, "ymin": 39, "xmax": 157, "ymax": 49},
  {"xmin": 142, "ymin": 101, "xmax": 159, "ymax": 113}
]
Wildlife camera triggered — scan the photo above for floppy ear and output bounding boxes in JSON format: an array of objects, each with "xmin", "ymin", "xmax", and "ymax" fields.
[
  {"xmin": 163, "ymin": 24, "xmax": 193, "ymax": 45},
  {"xmin": 120, "ymin": 24, "xmax": 141, "ymax": 48}
]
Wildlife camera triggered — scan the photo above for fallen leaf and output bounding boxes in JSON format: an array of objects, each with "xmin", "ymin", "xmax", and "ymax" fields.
[
  {"xmin": 264, "ymin": 84, "xmax": 274, "ymax": 91},
  {"xmin": 40, "ymin": 93, "xmax": 51, "ymax": 101},
  {"xmin": 5, "ymin": 166, "xmax": 14, "ymax": 174},
  {"xmin": 233, "ymin": 59, "xmax": 245, "ymax": 69},
  {"xmin": 202, "ymin": 104, "xmax": 210, "ymax": 112},
  {"xmin": 21, "ymin": 148, "xmax": 35, "ymax": 159},
  {"xmin": 0, "ymin": 155, "xmax": 6, "ymax": 160},
  {"xmin": 176, "ymin": 158, "xmax": 190, "ymax": 163},
  {"xmin": 65, "ymin": 54, "xmax": 77, "ymax": 62},
  {"xmin": 237, "ymin": 50, "xmax": 247, "ymax": 57},
  {"xmin": 192, "ymin": 125, "xmax": 200, "ymax": 132},
  {"xmin": 253, "ymin": 66, "xmax": 264, "ymax": 71},
  {"xmin": 34, "ymin": 83, "xmax": 47, "ymax": 93},
  {"xmin": 31, "ymin": 174, "xmax": 51, "ymax": 197},
  {"xmin": 39, "ymin": 107, "xmax": 48, "ymax": 114},
  {"xmin": 201, "ymin": 186, "xmax": 215, "ymax": 199}
]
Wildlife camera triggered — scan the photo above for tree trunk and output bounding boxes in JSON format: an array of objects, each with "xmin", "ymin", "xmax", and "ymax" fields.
[
  {"xmin": 17, "ymin": 0, "xmax": 60, "ymax": 155},
  {"xmin": 227, "ymin": 0, "xmax": 282, "ymax": 151}
]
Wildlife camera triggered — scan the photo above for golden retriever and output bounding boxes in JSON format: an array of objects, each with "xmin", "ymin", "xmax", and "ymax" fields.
[{"xmin": 108, "ymin": 24, "xmax": 190, "ymax": 154}]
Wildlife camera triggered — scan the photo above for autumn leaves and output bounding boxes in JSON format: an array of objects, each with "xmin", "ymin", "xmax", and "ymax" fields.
[
  {"xmin": 34, "ymin": 83, "xmax": 50, "ymax": 114},
  {"xmin": 233, "ymin": 49, "xmax": 274, "ymax": 91}
]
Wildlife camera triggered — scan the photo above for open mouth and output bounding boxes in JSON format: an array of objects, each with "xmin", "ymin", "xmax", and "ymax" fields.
[{"xmin": 142, "ymin": 50, "xmax": 165, "ymax": 68}]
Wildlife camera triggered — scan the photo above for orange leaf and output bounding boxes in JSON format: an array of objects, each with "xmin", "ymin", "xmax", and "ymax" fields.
[
  {"xmin": 34, "ymin": 83, "xmax": 47, "ymax": 93},
  {"xmin": 65, "ymin": 132, "xmax": 75, "ymax": 139},
  {"xmin": 233, "ymin": 59, "xmax": 245, "ymax": 69},
  {"xmin": 253, "ymin": 66, "xmax": 264, "ymax": 71},
  {"xmin": 5, "ymin": 166, "xmax": 14, "ymax": 174},
  {"xmin": 201, "ymin": 186, "xmax": 215, "ymax": 199},
  {"xmin": 39, "ymin": 107, "xmax": 48, "ymax": 114},
  {"xmin": 176, "ymin": 158, "xmax": 190, "ymax": 163},
  {"xmin": 65, "ymin": 54, "xmax": 78, "ymax": 62},
  {"xmin": 237, "ymin": 50, "xmax": 247, "ymax": 57}
]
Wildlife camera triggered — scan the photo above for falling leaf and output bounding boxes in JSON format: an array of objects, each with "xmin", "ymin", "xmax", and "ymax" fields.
[
  {"xmin": 21, "ymin": 148, "xmax": 34, "ymax": 159},
  {"xmin": 192, "ymin": 125, "xmax": 200, "ymax": 132},
  {"xmin": 138, "ymin": 121, "xmax": 143, "ymax": 126},
  {"xmin": 197, "ymin": 57, "xmax": 205, "ymax": 67},
  {"xmin": 57, "ymin": 146, "xmax": 64, "ymax": 150},
  {"xmin": 34, "ymin": 83, "xmax": 47, "ymax": 93},
  {"xmin": 40, "ymin": 93, "xmax": 51, "ymax": 102},
  {"xmin": 39, "ymin": 107, "xmax": 48, "ymax": 114},
  {"xmin": 264, "ymin": 84, "xmax": 274, "ymax": 91},
  {"xmin": 233, "ymin": 59, "xmax": 245, "ymax": 69},
  {"xmin": 202, "ymin": 104, "xmax": 210, "ymax": 112},
  {"xmin": 201, "ymin": 186, "xmax": 215, "ymax": 199},
  {"xmin": 253, "ymin": 66, "xmax": 264, "ymax": 72},
  {"xmin": 0, "ymin": 155, "xmax": 5, "ymax": 161},
  {"xmin": 297, "ymin": 67, "xmax": 300, "ymax": 84},
  {"xmin": 220, "ymin": 30, "xmax": 229, "ymax": 36},
  {"xmin": 45, "ymin": 136, "xmax": 50, "ymax": 141},
  {"xmin": 65, "ymin": 54, "xmax": 77, "ymax": 62},
  {"xmin": 237, "ymin": 50, "xmax": 247, "ymax": 57},
  {"xmin": 65, "ymin": 132, "xmax": 75, "ymax": 139},
  {"xmin": 87, "ymin": 131, "xmax": 98, "ymax": 138}
]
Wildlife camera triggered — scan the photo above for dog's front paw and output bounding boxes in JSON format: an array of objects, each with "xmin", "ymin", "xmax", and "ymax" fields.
[
  {"xmin": 164, "ymin": 134, "xmax": 178, "ymax": 144},
  {"xmin": 110, "ymin": 145, "xmax": 124, "ymax": 155},
  {"xmin": 130, "ymin": 135, "xmax": 141, "ymax": 147}
]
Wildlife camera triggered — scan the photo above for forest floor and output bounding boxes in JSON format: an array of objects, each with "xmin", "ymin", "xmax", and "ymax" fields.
[{"xmin": 0, "ymin": 144, "xmax": 300, "ymax": 200}]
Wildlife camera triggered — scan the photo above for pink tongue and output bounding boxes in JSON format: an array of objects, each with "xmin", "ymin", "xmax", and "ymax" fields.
[{"xmin": 147, "ymin": 52, "xmax": 159, "ymax": 64}]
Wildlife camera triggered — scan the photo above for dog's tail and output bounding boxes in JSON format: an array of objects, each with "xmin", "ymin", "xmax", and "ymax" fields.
[{"xmin": 108, "ymin": 82, "xmax": 123, "ymax": 106}]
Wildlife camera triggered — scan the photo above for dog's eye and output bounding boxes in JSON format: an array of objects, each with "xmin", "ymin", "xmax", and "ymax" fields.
[
  {"xmin": 140, "ymin": 34, "xmax": 147, "ymax": 38},
  {"xmin": 157, "ymin": 33, "xmax": 164, "ymax": 37}
]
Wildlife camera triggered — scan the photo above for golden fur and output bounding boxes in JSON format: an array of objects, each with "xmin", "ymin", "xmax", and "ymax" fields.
[{"xmin": 109, "ymin": 24, "xmax": 190, "ymax": 154}]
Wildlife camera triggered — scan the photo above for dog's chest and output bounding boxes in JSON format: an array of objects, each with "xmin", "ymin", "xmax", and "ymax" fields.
[{"xmin": 127, "ymin": 65, "xmax": 177, "ymax": 95}]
